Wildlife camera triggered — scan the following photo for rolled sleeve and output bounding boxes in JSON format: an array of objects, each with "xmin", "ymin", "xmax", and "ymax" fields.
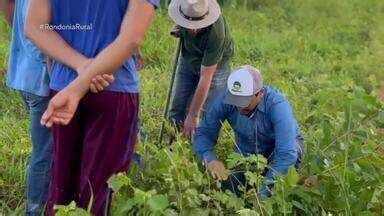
[
  {"xmin": 202, "ymin": 37, "xmax": 224, "ymax": 67},
  {"xmin": 202, "ymin": 151, "xmax": 218, "ymax": 163},
  {"xmin": 202, "ymin": 18, "xmax": 225, "ymax": 67}
]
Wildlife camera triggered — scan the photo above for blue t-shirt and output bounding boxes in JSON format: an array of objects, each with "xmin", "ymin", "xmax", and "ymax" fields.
[
  {"xmin": 7, "ymin": 0, "xmax": 49, "ymax": 97},
  {"xmin": 50, "ymin": 0, "xmax": 159, "ymax": 93}
]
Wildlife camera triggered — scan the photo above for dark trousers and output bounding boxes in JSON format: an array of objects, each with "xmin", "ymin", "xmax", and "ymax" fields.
[{"xmin": 46, "ymin": 91, "xmax": 139, "ymax": 216}]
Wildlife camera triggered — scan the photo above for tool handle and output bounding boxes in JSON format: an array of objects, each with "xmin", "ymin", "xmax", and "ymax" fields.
[{"xmin": 158, "ymin": 39, "xmax": 182, "ymax": 145}]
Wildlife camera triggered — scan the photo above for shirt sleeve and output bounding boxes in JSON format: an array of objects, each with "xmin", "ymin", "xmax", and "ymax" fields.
[
  {"xmin": 201, "ymin": 17, "xmax": 226, "ymax": 67},
  {"xmin": 265, "ymin": 100, "xmax": 298, "ymax": 181},
  {"xmin": 142, "ymin": 0, "xmax": 160, "ymax": 9},
  {"xmin": 193, "ymin": 97, "xmax": 229, "ymax": 163}
]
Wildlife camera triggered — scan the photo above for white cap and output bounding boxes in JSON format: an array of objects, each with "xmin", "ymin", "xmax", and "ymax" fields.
[{"xmin": 224, "ymin": 66, "xmax": 263, "ymax": 107}]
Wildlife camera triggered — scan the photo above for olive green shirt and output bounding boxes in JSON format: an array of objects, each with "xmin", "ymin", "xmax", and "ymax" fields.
[{"xmin": 180, "ymin": 15, "xmax": 234, "ymax": 70}]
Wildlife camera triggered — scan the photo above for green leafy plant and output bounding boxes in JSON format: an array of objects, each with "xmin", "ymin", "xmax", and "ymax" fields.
[{"xmin": 1, "ymin": 0, "xmax": 384, "ymax": 215}]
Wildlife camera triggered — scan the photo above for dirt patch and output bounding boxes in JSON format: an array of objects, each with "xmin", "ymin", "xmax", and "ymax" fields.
[
  {"xmin": 379, "ymin": 81, "xmax": 384, "ymax": 102},
  {"xmin": 376, "ymin": 137, "xmax": 384, "ymax": 156}
]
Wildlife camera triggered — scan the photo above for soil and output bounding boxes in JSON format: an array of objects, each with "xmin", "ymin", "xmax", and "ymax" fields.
[{"xmin": 379, "ymin": 81, "xmax": 384, "ymax": 102}]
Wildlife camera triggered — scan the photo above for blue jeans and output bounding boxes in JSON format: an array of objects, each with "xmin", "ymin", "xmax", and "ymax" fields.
[
  {"xmin": 169, "ymin": 60, "xmax": 230, "ymax": 125},
  {"xmin": 20, "ymin": 91, "xmax": 53, "ymax": 216}
]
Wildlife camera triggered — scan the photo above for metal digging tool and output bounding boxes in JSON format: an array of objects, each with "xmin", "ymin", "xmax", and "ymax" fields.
[{"xmin": 158, "ymin": 28, "xmax": 182, "ymax": 146}]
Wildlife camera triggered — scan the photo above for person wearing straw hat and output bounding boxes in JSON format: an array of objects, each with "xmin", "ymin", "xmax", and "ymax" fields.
[
  {"xmin": 168, "ymin": 0, "xmax": 234, "ymax": 139},
  {"xmin": 193, "ymin": 66, "xmax": 304, "ymax": 197}
]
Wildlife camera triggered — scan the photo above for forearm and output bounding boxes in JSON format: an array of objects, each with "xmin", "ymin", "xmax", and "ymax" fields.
[
  {"xmin": 194, "ymin": 129, "xmax": 220, "ymax": 162},
  {"xmin": 25, "ymin": 0, "xmax": 87, "ymax": 72},
  {"xmin": 188, "ymin": 65, "xmax": 217, "ymax": 118},
  {"xmin": 25, "ymin": 27, "xmax": 87, "ymax": 72},
  {"xmin": 67, "ymin": 35, "xmax": 141, "ymax": 99},
  {"xmin": 188, "ymin": 80, "xmax": 212, "ymax": 118},
  {"xmin": 77, "ymin": 36, "xmax": 139, "ymax": 81},
  {"xmin": 194, "ymin": 138, "xmax": 218, "ymax": 163},
  {"xmin": 62, "ymin": 39, "xmax": 139, "ymax": 97},
  {"xmin": 194, "ymin": 104, "xmax": 227, "ymax": 163},
  {"xmin": 69, "ymin": 0, "xmax": 155, "ymax": 95}
]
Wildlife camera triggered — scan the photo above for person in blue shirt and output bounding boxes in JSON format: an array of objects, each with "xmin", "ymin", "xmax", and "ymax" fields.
[
  {"xmin": 25, "ymin": 0, "xmax": 158, "ymax": 215},
  {"xmin": 4, "ymin": 0, "xmax": 52, "ymax": 214},
  {"xmin": 194, "ymin": 65, "xmax": 304, "ymax": 197}
]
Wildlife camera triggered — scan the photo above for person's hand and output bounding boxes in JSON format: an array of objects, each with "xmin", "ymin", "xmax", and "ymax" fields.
[
  {"xmin": 76, "ymin": 58, "xmax": 115, "ymax": 93},
  {"xmin": 206, "ymin": 160, "xmax": 228, "ymax": 181},
  {"xmin": 40, "ymin": 86, "xmax": 82, "ymax": 127},
  {"xmin": 170, "ymin": 25, "xmax": 181, "ymax": 38},
  {"xmin": 182, "ymin": 114, "xmax": 198, "ymax": 139},
  {"xmin": 89, "ymin": 74, "xmax": 115, "ymax": 93}
]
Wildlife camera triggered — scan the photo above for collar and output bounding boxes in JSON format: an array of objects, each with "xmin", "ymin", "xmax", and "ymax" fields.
[
  {"xmin": 257, "ymin": 86, "xmax": 268, "ymax": 113},
  {"xmin": 247, "ymin": 93, "xmax": 266, "ymax": 119},
  {"xmin": 257, "ymin": 96, "xmax": 266, "ymax": 113}
]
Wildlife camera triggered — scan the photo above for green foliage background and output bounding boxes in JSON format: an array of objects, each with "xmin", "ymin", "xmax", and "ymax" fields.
[{"xmin": 1, "ymin": 0, "xmax": 384, "ymax": 215}]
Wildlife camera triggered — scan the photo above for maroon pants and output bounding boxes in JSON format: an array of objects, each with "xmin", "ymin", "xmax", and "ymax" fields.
[{"xmin": 46, "ymin": 91, "xmax": 139, "ymax": 216}]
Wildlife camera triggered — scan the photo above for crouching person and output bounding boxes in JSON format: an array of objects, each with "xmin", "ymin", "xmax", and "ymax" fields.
[{"xmin": 193, "ymin": 66, "xmax": 304, "ymax": 197}]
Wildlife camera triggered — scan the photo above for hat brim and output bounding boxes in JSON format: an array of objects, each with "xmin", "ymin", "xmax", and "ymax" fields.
[
  {"xmin": 224, "ymin": 90, "xmax": 254, "ymax": 108},
  {"xmin": 168, "ymin": 0, "xmax": 221, "ymax": 29}
]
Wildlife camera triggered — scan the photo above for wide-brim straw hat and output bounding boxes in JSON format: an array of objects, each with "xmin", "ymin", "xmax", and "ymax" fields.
[{"xmin": 168, "ymin": 0, "xmax": 221, "ymax": 29}]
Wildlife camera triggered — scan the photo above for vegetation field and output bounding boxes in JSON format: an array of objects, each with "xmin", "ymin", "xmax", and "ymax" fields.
[{"xmin": 0, "ymin": 0, "xmax": 384, "ymax": 215}]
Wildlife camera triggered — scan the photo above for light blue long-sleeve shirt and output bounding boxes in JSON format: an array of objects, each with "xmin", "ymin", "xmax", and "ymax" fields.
[
  {"xmin": 194, "ymin": 86, "xmax": 303, "ymax": 181},
  {"xmin": 6, "ymin": 0, "xmax": 49, "ymax": 97}
]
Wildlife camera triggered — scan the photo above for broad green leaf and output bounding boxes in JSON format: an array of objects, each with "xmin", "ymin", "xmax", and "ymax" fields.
[
  {"xmin": 291, "ymin": 200, "xmax": 306, "ymax": 211},
  {"xmin": 236, "ymin": 209, "xmax": 259, "ymax": 216},
  {"xmin": 117, "ymin": 198, "xmax": 136, "ymax": 214},
  {"xmin": 286, "ymin": 166, "xmax": 299, "ymax": 187},
  {"xmin": 147, "ymin": 194, "xmax": 169, "ymax": 212},
  {"xmin": 226, "ymin": 152, "xmax": 244, "ymax": 169},
  {"xmin": 134, "ymin": 189, "xmax": 148, "ymax": 205},
  {"xmin": 108, "ymin": 173, "xmax": 130, "ymax": 192},
  {"xmin": 54, "ymin": 201, "xmax": 90, "ymax": 216},
  {"xmin": 357, "ymin": 211, "xmax": 380, "ymax": 216}
]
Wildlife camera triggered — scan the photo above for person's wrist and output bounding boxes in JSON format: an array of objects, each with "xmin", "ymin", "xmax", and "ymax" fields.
[
  {"xmin": 74, "ymin": 57, "xmax": 90, "ymax": 74},
  {"xmin": 208, "ymin": 160, "xmax": 219, "ymax": 166},
  {"xmin": 203, "ymin": 152, "xmax": 217, "ymax": 163},
  {"xmin": 187, "ymin": 113, "xmax": 199, "ymax": 120},
  {"xmin": 67, "ymin": 75, "xmax": 91, "ymax": 99}
]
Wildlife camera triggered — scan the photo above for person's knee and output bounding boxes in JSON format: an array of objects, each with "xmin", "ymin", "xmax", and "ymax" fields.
[
  {"xmin": 26, "ymin": 94, "xmax": 50, "ymax": 113},
  {"xmin": 29, "ymin": 159, "xmax": 51, "ymax": 174}
]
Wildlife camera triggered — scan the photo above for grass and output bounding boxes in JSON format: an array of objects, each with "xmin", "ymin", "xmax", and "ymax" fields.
[{"xmin": 1, "ymin": 0, "xmax": 384, "ymax": 214}]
